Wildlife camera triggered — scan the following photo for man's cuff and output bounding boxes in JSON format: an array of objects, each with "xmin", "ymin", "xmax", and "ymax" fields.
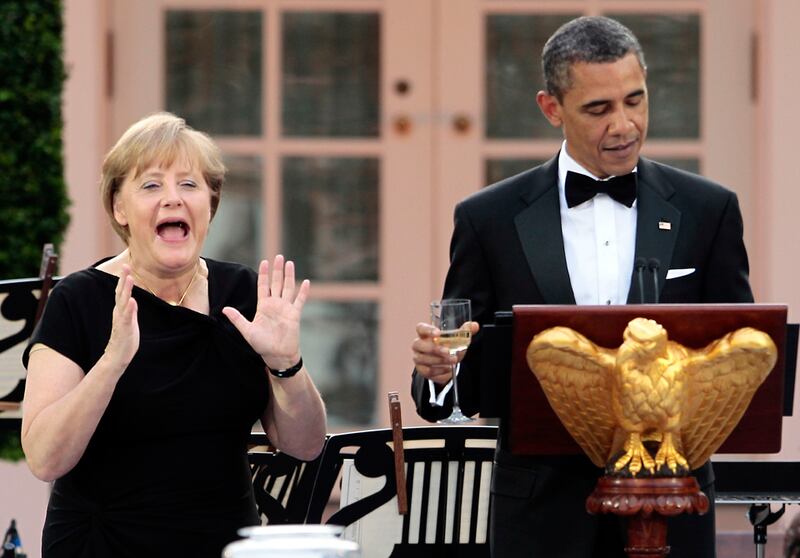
[{"xmin": 427, "ymin": 376, "xmax": 454, "ymax": 406}]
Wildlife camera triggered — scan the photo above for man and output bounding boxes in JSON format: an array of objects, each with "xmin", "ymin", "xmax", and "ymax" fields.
[{"xmin": 411, "ymin": 16, "xmax": 752, "ymax": 558}]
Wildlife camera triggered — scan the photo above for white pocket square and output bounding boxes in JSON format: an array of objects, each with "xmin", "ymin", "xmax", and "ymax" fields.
[{"xmin": 666, "ymin": 268, "xmax": 695, "ymax": 280}]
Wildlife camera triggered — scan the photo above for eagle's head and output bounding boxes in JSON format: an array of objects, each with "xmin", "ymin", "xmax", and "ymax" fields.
[{"xmin": 622, "ymin": 318, "xmax": 668, "ymax": 361}]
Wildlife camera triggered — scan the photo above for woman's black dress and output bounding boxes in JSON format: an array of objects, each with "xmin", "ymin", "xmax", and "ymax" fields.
[{"xmin": 23, "ymin": 258, "xmax": 269, "ymax": 557}]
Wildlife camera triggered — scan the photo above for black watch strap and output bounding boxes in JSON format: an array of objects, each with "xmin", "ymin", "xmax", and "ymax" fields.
[{"xmin": 267, "ymin": 357, "xmax": 303, "ymax": 378}]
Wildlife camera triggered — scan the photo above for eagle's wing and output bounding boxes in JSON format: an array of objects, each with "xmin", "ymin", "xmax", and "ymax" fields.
[
  {"xmin": 681, "ymin": 327, "xmax": 777, "ymax": 468},
  {"xmin": 526, "ymin": 327, "xmax": 617, "ymax": 467}
]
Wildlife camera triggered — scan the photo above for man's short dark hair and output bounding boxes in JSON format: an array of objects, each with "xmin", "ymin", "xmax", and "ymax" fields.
[{"xmin": 542, "ymin": 16, "xmax": 646, "ymax": 101}]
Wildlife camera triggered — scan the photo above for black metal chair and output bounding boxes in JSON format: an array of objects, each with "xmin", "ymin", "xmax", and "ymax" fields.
[
  {"xmin": 305, "ymin": 425, "xmax": 498, "ymax": 557},
  {"xmin": 0, "ymin": 245, "xmax": 59, "ymax": 421},
  {"xmin": 248, "ymin": 432, "xmax": 324, "ymax": 525}
]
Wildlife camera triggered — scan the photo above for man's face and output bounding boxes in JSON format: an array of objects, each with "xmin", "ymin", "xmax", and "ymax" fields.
[{"xmin": 537, "ymin": 53, "xmax": 648, "ymax": 178}]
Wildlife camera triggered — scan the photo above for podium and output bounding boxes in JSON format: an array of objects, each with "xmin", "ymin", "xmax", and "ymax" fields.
[{"xmin": 481, "ymin": 304, "xmax": 794, "ymax": 558}]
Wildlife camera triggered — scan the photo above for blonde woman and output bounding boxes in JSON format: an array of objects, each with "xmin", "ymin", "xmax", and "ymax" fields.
[{"xmin": 21, "ymin": 113, "xmax": 326, "ymax": 557}]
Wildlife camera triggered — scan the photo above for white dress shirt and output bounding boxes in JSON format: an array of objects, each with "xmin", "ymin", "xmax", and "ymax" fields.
[
  {"xmin": 558, "ymin": 142, "xmax": 638, "ymax": 305},
  {"xmin": 428, "ymin": 142, "xmax": 638, "ymax": 406}
]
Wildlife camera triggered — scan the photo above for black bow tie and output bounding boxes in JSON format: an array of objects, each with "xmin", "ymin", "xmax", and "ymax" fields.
[{"xmin": 565, "ymin": 171, "xmax": 637, "ymax": 208}]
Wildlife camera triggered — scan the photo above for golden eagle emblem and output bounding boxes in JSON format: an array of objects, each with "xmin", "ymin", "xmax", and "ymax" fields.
[{"xmin": 526, "ymin": 318, "xmax": 777, "ymax": 476}]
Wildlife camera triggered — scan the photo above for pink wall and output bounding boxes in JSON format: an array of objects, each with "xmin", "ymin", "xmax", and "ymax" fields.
[
  {"xmin": 756, "ymin": 0, "xmax": 800, "ymax": 462},
  {"xmin": 60, "ymin": 0, "xmax": 110, "ymax": 274},
  {"xmin": 749, "ymin": 0, "xmax": 800, "ymax": 533}
]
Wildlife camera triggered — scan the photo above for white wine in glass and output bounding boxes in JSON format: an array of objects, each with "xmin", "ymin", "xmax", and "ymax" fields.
[{"xmin": 431, "ymin": 298, "xmax": 475, "ymax": 424}]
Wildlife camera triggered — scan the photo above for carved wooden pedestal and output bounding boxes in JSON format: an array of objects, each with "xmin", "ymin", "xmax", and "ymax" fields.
[{"xmin": 586, "ymin": 476, "xmax": 709, "ymax": 558}]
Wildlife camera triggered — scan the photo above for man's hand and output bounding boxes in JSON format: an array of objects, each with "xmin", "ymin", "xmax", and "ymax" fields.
[{"xmin": 411, "ymin": 321, "xmax": 480, "ymax": 384}]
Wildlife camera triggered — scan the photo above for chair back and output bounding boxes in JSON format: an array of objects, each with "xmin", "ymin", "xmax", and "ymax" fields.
[
  {"xmin": 248, "ymin": 432, "xmax": 323, "ymax": 524},
  {"xmin": 306, "ymin": 425, "xmax": 498, "ymax": 557},
  {"xmin": 0, "ymin": 245, "xmax": 59, "ymax": 423}
]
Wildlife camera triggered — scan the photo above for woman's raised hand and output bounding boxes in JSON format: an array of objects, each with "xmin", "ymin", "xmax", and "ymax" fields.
[
  {"xmin": 103, "ymin": 265, "xmax": 140, "ymax": 372},
  {"xmin": 222, "ymin": 255, "xmax": 310, "ymax": 370}
]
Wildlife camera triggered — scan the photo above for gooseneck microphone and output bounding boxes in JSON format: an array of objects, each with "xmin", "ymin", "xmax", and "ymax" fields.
[
  {"xmin": 648, "ymin": 258, "xmax": 661, "ymax": 304},
  {"xmin": 634, "ymin": 257, "xmax": 647, "ymax": 304}
]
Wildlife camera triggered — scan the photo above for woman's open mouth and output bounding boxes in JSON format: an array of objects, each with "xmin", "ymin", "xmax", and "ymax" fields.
[{"xmin": 156, "ymin": 220, "xmax": 190, "ymax": 242}]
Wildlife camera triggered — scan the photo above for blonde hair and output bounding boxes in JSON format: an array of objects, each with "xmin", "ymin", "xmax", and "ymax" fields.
[{"xmin": 100, "ymin": 112, "xmax": 226, "ymax": 242}]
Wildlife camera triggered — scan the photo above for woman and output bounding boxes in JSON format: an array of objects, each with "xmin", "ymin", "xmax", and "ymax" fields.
[{"xmin": 21, "ymin": 112, "xmax": 327, "ymax": 557}]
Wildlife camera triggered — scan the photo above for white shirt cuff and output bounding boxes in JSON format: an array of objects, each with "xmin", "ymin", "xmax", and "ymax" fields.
[{"xmin": 427, "ymin": 376, "xmax": 455, "ymax": 406}]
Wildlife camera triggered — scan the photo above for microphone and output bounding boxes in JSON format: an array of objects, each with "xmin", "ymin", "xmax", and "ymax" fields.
[
  {"xmin": 634, "ymin": 257, "xmax": 647, "ymax": 304},
  {"xmin": 648, "ymin": 258, "xmax": 661, "ymax": 304}
]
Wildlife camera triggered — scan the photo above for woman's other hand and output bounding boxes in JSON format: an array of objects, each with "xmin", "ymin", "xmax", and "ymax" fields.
[
  {"xmin": 222, "ymin": 255, "xmax": 309, "ymax": 369},
  {"xmin": 103, "ymin": 264, "xmax": 140, "ymax": 372},
  {"xmin": 23, "ymin": 265, "xmax": 141, "ymax": 481}
]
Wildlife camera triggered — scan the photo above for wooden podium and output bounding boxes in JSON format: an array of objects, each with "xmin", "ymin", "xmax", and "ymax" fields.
[{"xmin": 508, "ymin": 304, "xmax": 788, "ymax": 558}]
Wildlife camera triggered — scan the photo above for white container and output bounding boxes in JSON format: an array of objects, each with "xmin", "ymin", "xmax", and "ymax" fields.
[
  {"xmin": 224, "ymin": 525, "xmax": 359, "ymax": 557},
  {"xmin": 222, "ymin": 536, "xmax": 360, "ymax": 558},
  {"xmin": 237, "ymin": 525, "xmax": 345, "ymax": 540}
]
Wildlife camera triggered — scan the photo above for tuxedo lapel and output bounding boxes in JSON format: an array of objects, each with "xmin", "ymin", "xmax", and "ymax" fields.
[
  {"xmin": 514, "ymin": 157, "xmax": 576, "ymax": 304},
  {"xmin": 628, "ymin": 158, "xmax": 681, "ymax": 303}
]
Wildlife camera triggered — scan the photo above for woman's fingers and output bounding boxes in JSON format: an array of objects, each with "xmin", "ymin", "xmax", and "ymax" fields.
[
  {"xmin": 257, "ymin": 259, "xmax": 270, "ymax": 301},
  {"xmin": 115, "ymin": 265, "xmax": 127, "ymax": 304},
  {"xmin": 257, "ymin": 255, "xmax": 308, "ymax": 305},
  {"xmin": 282, "ymin": 260, "xmax": 296, "ymax": 300},
  {"xmin": 270, "ymin": 254, "xmax": 285, "ymax": 299},
  {"xmin": 115, "ymin": 266, "xmax": 134, "ymax": 316},
  {"xmin": 222, "ymin": 306, "xmax": 249, "ymax": 336},
  {"xmin": 105, "ymin": 266, "xmax": 140, "ymax": 370},
  {"xmin": 124, "ymin": 296, "xmax": 138, "ymax": 325},
  {"xmin": 293, "ymin": 279, "xmax": 310, "ymax": 310}
]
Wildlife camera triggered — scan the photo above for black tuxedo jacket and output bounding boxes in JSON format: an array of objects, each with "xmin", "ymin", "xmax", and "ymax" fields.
[
  {"xmin": 412, "ymin": 154, "xmax": 753, "ymax": 422},
  {"xmin": 410, "ymin": 155, "xmax": 753, "ymax": 557}
]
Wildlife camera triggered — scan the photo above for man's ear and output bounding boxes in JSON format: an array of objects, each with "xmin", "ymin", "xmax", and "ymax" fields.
[{"xmin": 536, "ymin": 91, "xmax": 563, "ymax": 128}]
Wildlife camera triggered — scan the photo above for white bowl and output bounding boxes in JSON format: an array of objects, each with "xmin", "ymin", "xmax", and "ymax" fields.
[
  {"xmin": 237, "ymin": 525, "xmax": 345, "ymax": 540},
  {"xmin": 222, "ymin": 536, "xmax": 360, "ymax": 558}
]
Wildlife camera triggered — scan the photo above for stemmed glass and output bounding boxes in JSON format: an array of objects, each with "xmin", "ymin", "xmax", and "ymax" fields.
[{"xmin": 431, "ymin": 298, "xmax": 475, "ymax": 424}]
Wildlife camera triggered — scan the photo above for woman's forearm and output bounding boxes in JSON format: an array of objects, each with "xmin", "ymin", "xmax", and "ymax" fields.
[
  {"xmin": 22, "ymin": 353, "xmax": 125, "ymax": 482},
  {"xmin": 262, "ymin": 367, "xmax": 327, "ymax": 461}
]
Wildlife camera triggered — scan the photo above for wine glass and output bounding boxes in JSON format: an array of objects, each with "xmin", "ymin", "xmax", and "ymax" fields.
[{"xmin": 430, "ymin": 298, "xmax": 475, "ymax": 424}]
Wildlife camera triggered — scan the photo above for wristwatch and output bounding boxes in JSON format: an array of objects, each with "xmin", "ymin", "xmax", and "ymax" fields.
[{"xmin": 266, "ymin": 357, "xmax": 303, "ymax": 378}]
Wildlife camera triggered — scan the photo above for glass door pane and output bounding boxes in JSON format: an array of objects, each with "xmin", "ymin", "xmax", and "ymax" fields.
[
  {"xmin": 282, "ymin": 156, "xmax": 379, "ymax": 282},
  {"xmin": 282, "ymin": 12, "xmax": 380, "ymax": 137},
  {"xmin": 485, "ymin": 14, "xmax": 574, "ymax": 140},
  {"xmin": 612, "ymin": 14, "xmax": 700, "ymax": 139},
  {"xmin": 166, "ymin": 10, "xmax": 263, "ymax": 136},
  {"xmin": 202, "ymin": 156, "xmax": 263, "ymax": 270}
]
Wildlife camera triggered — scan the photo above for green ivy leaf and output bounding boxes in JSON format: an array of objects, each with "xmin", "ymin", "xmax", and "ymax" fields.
[{"xmin": 0, "ymin": 431, "xmax": 24, "ymax": 462}]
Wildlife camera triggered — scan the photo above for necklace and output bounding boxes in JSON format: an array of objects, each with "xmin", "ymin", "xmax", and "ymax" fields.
[{"xmin": 128, "ymin": 257, "xmax": 200, "ymax": 307}]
